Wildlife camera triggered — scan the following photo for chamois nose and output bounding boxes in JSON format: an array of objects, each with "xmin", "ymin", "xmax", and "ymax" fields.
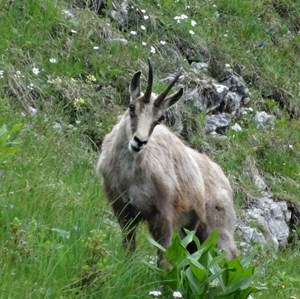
[{"xmin": 131, "ymin": 136, "xmax": 148, "ymax": 152}]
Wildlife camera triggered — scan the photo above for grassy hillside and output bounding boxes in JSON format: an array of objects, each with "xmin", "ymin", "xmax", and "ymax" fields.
[{"xmin": 0, "ymin": 0, "xmax": 299, "ymax": 298}]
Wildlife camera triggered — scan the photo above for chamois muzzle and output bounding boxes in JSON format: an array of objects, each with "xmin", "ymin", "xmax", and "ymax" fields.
[{"xmin": 130, "ymin": 136, "xmax": 148, "ymax": 153}]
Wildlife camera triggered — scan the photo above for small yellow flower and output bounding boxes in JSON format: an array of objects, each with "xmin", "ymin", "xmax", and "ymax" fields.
[
  {"xmin": 87, "ymin": 74, "xmax": 97, "ymax": 83},
  {"xmin": 281, "ymin": 284, "xmax": 285, "ymax": 289},
  {"xmin": 47, "ymin": 76, "xmax": 62, "ymax": 84},
  {"xmin": 74, "ymin": 98, "xmax": 85, "ymax": 108},
  {"xmin": 54, "ymin": 77, "xmax": 62, "ymax": 84}
]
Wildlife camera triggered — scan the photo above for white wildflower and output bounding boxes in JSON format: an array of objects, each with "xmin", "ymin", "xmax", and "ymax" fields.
[
  {"xmin": 191, "ymin": 20, "xmax": 197, "ymax": 27},
  {"xmin": 15, "ymin": 70, "xmax": 22, "ymax": 78},
  {"xmin": 93, "ymin": 46, "xmax": 99, "ymax": 50},
  {"xmin": 149, "ymin": 290, "xmax": 162, "ymax": 297},
  {"xmin": 141, "ymin": 9, "xmax": 146, "ymax": 14},
  {"xmin": 32, "ymin": 67, "xmax": 40, "ymax": 75},
  {"xmin": 150, "ymin": 46, "xmax": 156, "ymax": 54},
  {"xmin": 27, "ymin": 83, "xmax": 34, "ymax": 90},
  {"xmin": 174, "ymin": 15, "xmax": 188, "ymax": 21},
  {"xmin": 0, "ymin": 70, "xmax": 3, "ymax": 79},
  {"xmin": 225, "ymin": 63, "xmax": 231, "ymax": 68},
  {"xmin": 28, "ymin": 106, "xmax": 38, "ymax": 115},
  {"xmin": 189, "ymin": 30, "xmax": 195, "ymax": 35},
  {"xmin": 142, "ymin": 42, "xmax": 147, "ymax": 46},
  {"xmin": 70, "ymin": 29, "xmax": 77, "ymax": 34},
  {"xmin": 143, "ymin": 15, "xmax": 149, "ymax": 20},
  {"xmin": 224, "ymin": 33, "xmax": 228, "ymax": 37},
  {"xmin": 213, "ymin": 4, "xmax": 217, "ymax": 8},
  {"xmin": 130, "ymin": 31, "xmax": 137, "ymax": 35},
  {"xmin": 63, "ymin": 9, "xmax": 74, "ymax": 18},
  {"xmin": 173, "ymin": 291, "xmax": 183, "ymax": 298},
  {"xmin": 52, "ymin": 122, "xmax": 62, "ymax": 130},
  {"xmin": 160, "ymin": 40, "xmax": 166, "ymax": 45},
  {"xmin": 51, "ymin": 228, "xmax": 70, "ymax": 239},
  {"xmin": 288, "ymin": 144, "xmax": 293, "ymax": 149},
  {"xmin": 140, "ymin": 25, "xmax": 146, "ymax": 31},
  {"xmin": 49, "ymin": 58, "xmax": 57, "ymax": 64}
]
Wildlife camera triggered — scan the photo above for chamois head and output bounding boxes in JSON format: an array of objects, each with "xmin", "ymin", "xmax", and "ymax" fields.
[{"xmin": 126, "ymin": 59, "xmax": 183, "ymax": 153}]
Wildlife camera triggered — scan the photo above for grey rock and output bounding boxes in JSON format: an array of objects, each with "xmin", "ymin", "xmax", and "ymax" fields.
[
  {"xmin": 253, "ymin": 174, "xmax": 267, "ymax": 191},
  {"xmin": 242, "ymin": 158, "xmax": 268, "ymax": 191},
  {"xmin": 244, "ymin": 195, "xmax": 291, "ymax": 249},
  {"xmin": 110, "ymin": 0, "xmax": 128, "ymax": 27},
  {"xmin": 237, "ymin": 225, "xmax": 267, "ymax": 245},
  {"xmin": 191, "ymin": 62, "xmax": 208, "ymax": 71},
  {"xmin": 225, "ymin": 91, "xmax": 241, "ymax": 114},
  {"xmin": 205, "ymin": 113, "xmax": 231, "ymax": 133},
  {"xmin": 221, "ymin": 71, "xmax": 251, "ymax": 102},
  {"xmin": 213, "ymin": 83, "xmax": 229, "ymax": 100},
  {"xmin": 268, "ymin": 218, "xmax": 289, "ymax": 245},
  {"xmin": 184, "ymin": 82, "xmax": 231, "ymax": 115},
  {"xmin": 254, "ymin": 111, "xmax": 275, "ymax": 129}
]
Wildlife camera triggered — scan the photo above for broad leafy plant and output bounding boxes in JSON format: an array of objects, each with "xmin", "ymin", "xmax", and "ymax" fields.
[
  {"xmin": 0, "ymin": 123, "xmax": 23, "ymax": 162},
  {"xmin": 147, "ymin": 230, "xmax": 266, "ymax": 298}
]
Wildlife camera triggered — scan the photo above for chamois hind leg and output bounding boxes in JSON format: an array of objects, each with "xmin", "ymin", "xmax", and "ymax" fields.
[{"xmin": 148, "ymin": 212, "xmax": 173, "ymax": 268}]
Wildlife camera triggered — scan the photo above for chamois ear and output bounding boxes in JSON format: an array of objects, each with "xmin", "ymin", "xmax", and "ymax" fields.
[
  {"xmin": 129, "ymin": 71, "xmax": 142, "ymax": 101},
  {"xmin": 162, "ymin": 87, "xmax": 183, "ymax": 110}
]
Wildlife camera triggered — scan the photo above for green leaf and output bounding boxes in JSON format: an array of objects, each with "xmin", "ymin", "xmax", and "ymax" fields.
[
  {"xmin": 165, "ymin": 232, "xmax": 187, "ymax": 266},
  {"xmin": 147, "ymin": 237, "xmax": 166, "ymax": 253},
  {"xmin": 181, "ymin": 229, "xmax": 196, "ymax": 248},
  {"xmin": 223, "ymin": 259, "xmax": 255, "ymax": 288},
  {"xmin": 200, "ymin": 229, "xmax": 219, "ymax": 250},
  {"xmin": 198, "ymin": 229, "xmax": 219, "ymax": 267},
  {"xmin": 9, "ymin": 122, "xmax": 23, "ymax": 136},
  {"xmin": 0, "ymin": 124, "xmax": 9, "ymax": 146},
  {"xmin": 186, "ymin": 267, "xmax": 207, "ymax": 295},
  {"xmin": 189, "ymin": 261, "xmax": 207, "ymax": 283}
]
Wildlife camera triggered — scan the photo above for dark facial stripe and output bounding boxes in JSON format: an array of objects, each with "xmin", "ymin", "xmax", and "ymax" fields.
[
  {"xmin": 130, "ymin": 115, "xmax": 138, "ymax": 134},
  {"xmin": 149, "ymin": 121, "xmax": 158, "ymax": 137}
]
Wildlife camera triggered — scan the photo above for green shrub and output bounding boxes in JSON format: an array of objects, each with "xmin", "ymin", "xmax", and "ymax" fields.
[{"xmin": 147, "ymin": 230, "xmax": 266, "ymax": 298}]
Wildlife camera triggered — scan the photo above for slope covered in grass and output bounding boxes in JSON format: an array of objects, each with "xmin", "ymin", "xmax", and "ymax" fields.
[{"xmin": 0, "ymin": 0, "xmax": 299, "ymax": 298}]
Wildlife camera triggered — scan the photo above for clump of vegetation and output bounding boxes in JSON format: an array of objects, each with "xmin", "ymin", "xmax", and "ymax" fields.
[{"xmin": 148, "ymin": 230, "xmax": 265, "ymax": 298}]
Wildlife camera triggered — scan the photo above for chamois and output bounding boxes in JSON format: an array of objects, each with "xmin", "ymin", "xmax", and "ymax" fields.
[{"xmin": 97, "ymin": 59, "xmax": 237, "ymax": 266}]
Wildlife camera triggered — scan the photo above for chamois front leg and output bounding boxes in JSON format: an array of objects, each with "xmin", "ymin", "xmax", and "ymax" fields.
[
  {"xmin": 112, "ymin": 201, "xmax": 141, "ymax": 252},
  {"xmin": 148, "ymin": 212, "xmax": 173, "ymax": 268}
]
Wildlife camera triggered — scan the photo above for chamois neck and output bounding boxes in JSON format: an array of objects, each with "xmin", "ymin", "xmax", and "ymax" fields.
[{"xmin": 113, "ymin": 114, "xmax": 129, "ymax": 147}]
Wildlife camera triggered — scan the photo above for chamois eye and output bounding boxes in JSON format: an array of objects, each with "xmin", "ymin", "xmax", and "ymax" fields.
[{"xmin": 128, "ymin": 104, "xmax": 135, "ymax": 116}]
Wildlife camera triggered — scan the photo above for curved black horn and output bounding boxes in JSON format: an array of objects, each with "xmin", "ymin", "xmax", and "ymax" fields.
[
  {"xmin": 154, "ymin": 68, "xmax": 183, "ymax": 107},
  {"xmin": 143, "ymin": 58, "xmax": 153, "ymax": 103}
]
